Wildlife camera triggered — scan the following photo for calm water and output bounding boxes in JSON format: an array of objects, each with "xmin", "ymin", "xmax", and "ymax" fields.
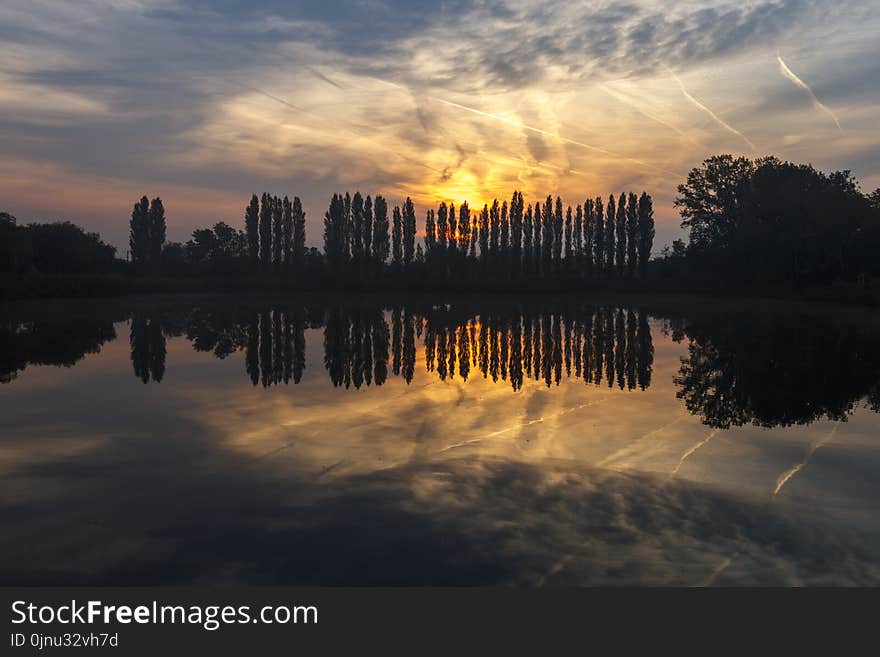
[{"xmin": 2, "ymin": 295, "xmax": 879, "ymax": 585}]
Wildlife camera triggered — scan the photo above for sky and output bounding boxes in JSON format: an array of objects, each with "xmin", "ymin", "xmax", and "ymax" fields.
[{"xmin": 1, "ymin": 0, "xmax": 879, "ymax": 252}]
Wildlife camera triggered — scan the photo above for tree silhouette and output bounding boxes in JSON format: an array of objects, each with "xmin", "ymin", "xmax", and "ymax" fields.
[
  {"xmin": 292, "ymin": 196, "xmax": 306, "ymax": 273},
  {"xmin": 245, "ymin": 194, "xmax": 259, "ymax": 269},
  {"xmin": 605, "ymin": 194, "xmax": 616, "ymax": 275},
  {"xmin": 259, "ymin": 193, "xmax": 272, "ymax": 272},
  {"xmin": 637, "ymin": 193, "xmax": 655, "ymax": 279},
  {"xmin": 593, "ymin": 197, "xmax": 604, "ymax": 276},
  {"xmin": 392, "ymin": 205, "xmax": 403, "ymax": 271},
  {"xmin": 625, "ymin": 192, "xmax": 638, "ymax": 277},
  {"xmin": 372, "ymin": 195, "xmax": 389, "ymax": 275},
  {"xmin": 129, "ymin": 196, "xmax": 151, "ymax": 265},
  {"xmin": 403, "ymin": 197, "xmax": 416, "ymax": 269},
  {"xmin": 615, "ymin": 192, "xmax": 627, "ymax": 277}
]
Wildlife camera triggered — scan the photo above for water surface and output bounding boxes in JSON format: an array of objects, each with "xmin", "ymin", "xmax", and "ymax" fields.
[{"xmin": 2, "ymin": 295, "xmax": 879, "ymax": 585}]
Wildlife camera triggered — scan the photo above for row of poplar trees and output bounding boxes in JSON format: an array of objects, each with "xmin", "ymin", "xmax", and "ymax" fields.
[
  {"xmin": 244, "ymin": 193, "xmax": 307, "ymax": 272},
  {"xmin": 129, "ymin": 196, "xmax": 166, "ymax": 265},
  {"xmin": 322, "ymin": 190, "xmax": 654, "ymax": 280}
]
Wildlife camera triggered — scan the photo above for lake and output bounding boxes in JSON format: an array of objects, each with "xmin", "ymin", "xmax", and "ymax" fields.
[{"xmin": 2, "ymin": 294, "xmax": 879, "ymax": 585}]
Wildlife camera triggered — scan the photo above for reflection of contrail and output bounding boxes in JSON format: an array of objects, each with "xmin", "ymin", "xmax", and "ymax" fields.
[
  {"xmin": 773, "ymin": 424, "xmax": 838, "ymax": 497},
  {"xmin": 777, "ymin": 55, "xmax": 842, "ymax": 133},
  {"xmin": 431, "ymin": 97, "xmax": 679, "ymax": 177},
  {"xmin": 671, "ymin": 428, "xmax": 719, "ymax": 476},
  {"xmin": 667, "ymin": 69, "xmax": 756, "ymax": 150}
]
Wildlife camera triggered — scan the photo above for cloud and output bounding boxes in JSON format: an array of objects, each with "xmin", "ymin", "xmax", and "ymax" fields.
[{"xmin": 777, "ymin": 55, "xmax": 843, "ymax": 132}]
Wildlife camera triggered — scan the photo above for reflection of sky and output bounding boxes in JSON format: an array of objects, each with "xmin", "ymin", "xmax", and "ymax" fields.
[
  {"xmin": 1, "ymin": 318, "xmax": 879, "ymax": 585},
  {"xmin": 1, "ymin": 1, "xmax": 879, "ymax": 252}
]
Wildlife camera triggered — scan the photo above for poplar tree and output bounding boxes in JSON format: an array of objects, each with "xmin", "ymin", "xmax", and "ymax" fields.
[
  {"xmin": 372, "ymin": 195, "xmax": 389, "ymax": 274},
  {"xmin": 362, "ymin": 195, "xmax": 373, "ymax": 274},
  {"xmin": 129, "ymin": 195, "xmax": 150, "ymax": 265},
  {"xmin": 448, "ymin": 202, "xmax": 457, "ymax": 257},
  {"xmin": 272, "ymin": 195, "xmax": 283, "ymax": 270},
  {"xmin": 511, "ymin": 191, "xmax": 523, "ymax": 277},
  {"xmin": 553, "ymin": 196, "xmax": 563, "ymax": 273},
  {"xmin": 584, "ymin": 199, "xmax": 594, "ymax": 276},
  {"xmin": 565, "ymin": 206, "xmax": 573, "ymax": 268},
  {"xmin": 425, "ymin": 208, "xmax": 436, "ymax": 260},
  {"xmin": 533, "ymin": 200, "xmax": 542, "ymax": 276},
  {"xmin": 542, "ymin": 195, "xmax": 553, "ymax": 276},
  {"xmin": 574, "ymin": 204, "xmax": 583, "ymax": 266},
  {"xmin": 292, "ymin": 196, "xmax": 306, "ymax": 272},
  {"xmin": 489, "ymin": 199, "xmax": 500, "ymax": 262},
  {"xmin": 351, "ymin": 191, "xmax": 364, "ymax": 270},
  {"xmin": 605, "ymin": 194, "xmax": 616, "ymax": 274},
  {"xmin": 148, "ymin": 197, "xmax": 166, "ymax": 264},
  {"xmin": 594, "ymin": 196, "xmax": 604, "ymax": 275},
  {"xmin": 637, "ymin": 192, "xmax": 655, "ymax": 278},
  {"xmin": 458, "ymin": 202, "xmax": 471, "ymax": 268},
  {"xmin": 392, "ymin": 204, "xmax": 403, "ymax": 270},
  {"xmin": 523, "ymin": 203, "xmax": 533, "ymax": 275},
  {"xmin": 245, "ymin": 194, "xmax": 259, "ymax": 269},
  {"xmin": 616, "ymin": 192, "xmax": 627, "ymax": 277},
  {"xmin": 259, "ymin": 192, "xmax": 272, "ymax": 271},
  {"xmin": 479, "ymin": 204, "xmax": 489, "ymax": 267},
  {"xmin": 626, "ymin": 192, "xmax": 638, "ymax": 276},
  {"xmin": 403, "ymin": 197, "xmax": 416, "ymax": 267},
  {"xmin": 281, "ymin": 196, "xmax": 293, "ymax": 270}
]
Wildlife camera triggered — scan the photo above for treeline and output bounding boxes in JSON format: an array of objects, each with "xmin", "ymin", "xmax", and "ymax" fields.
[
  {"xmin": 321, "ymin": 190, "xmax": 655, "ymax": 281},
  {"xmin": 668, "ymin": 155, "xmax": 880, "ymax": 286},
  {"xmin": 0, "ymin": 212, "xmax": 118, "ymax": 276}
]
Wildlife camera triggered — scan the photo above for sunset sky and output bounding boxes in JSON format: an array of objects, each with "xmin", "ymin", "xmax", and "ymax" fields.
[{"xmin": 2, "ymin": 0, "xmax": 878, "ymax": 252}]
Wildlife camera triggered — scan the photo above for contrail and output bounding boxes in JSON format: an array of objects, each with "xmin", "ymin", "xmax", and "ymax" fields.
[
  {"xmin": 777, "ymin": 55, "xmax": 842, "ymax": 133},
  {"xmin": 600, "ymin": 84, "xmax": 698, "ymax": 144},
  {"xmin": 667, "ymin": 69, "xmax": 756, "ymax": 150},
  {"xmin": 773, "ymin": 424, "xmax": 838, "ymax": 497},
  {"xmin": 431, "ymin": 97, "xmax": 680, "ymax": 177}
]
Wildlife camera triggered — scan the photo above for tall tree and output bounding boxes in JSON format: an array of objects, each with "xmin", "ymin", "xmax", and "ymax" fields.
[
  {"xmin": 281, "ymin": 196, "xmax": 293, "ymax": 270},
  {"xmin": 448, "ymin": 202, "xmax": 457, "ymax": 258},
  {"xmin": 259, "ymin": 192, "xmax": 272, "ymax": 272},
  {"xmin": 489, "ymin": 199, "xmax": 500, "ymax": 264},
  {"xmin": 479, "ymin": 204, "xmax": 489, "ymax": 269},
  {"xmin": 148, "ymin": 197, "xmax": 166, "ymax": 264},
  {"xmin": 392, "ymin": 204, "xmax": 403, "ymax": 270},
  {"xmin": 500, "ymin": 200, "xmax": 510, "ymax": 262},
  {"xmin": 637, "ymin": 192, "xmax": 655, "ymax": 278},
  {"xmin": 553, "ymin": 196, "xmax": 563, "ymax": 274},
  {"xmin": 626, "ymin": 192, "xmax": 638, "ymax": 276},
  {"xmin": 272, "ymin": 195, "xmax": 283, "ymax": 271},
  {"xmin": 351, "ymin": 192, "xmax": 364, "ymax": 271},
  {"xmin": 458, "ymin": 202, "xmax": 471, "ymax": 270},
  {"xmin": 584, "ymin": 199, "xmax": 594, "ymax": 276},
  {"xmin": 523, "ymin": 203, "xmax": 533, "ymax": 275},
  {"xmin": 533, "ymin": 200, "xmax": 542, "ymax": 276},
  {"xmin": 324, "ymin": 193, "xmax": 346, "ymax": 275},
  {"xmin": 292, "ymin": 196, "xmax": 306, "ymax": 272},
  {"xmin": 615, "ymin": 192, "xmax": 627, "ymax": 277},
  {"xmin": 362, "ymin": 195, "xmax": 372, "ymax": 275},
  {"xmin": 425, "ymin": 208, "xmax": 436, "ymax": 261},
  {"xmin": 129, "ymin": 195, "xmax": 150, "ymax": 265},
  {"xmin": 403, "ymin": 197, "xmax": 416, "ymax": 268},
  {"xmin": 542, "ymin": 195, "xmax": 553, "ymax": 276},
  {"xmin": 437, "ymin": 202, "xmax": 448, "ymax": 255},
  {"xmin": 565, "ymin": 205, "xmax": 573, "ymax": 268},
  {"xmin": 511, "ymin": 191, "xmax": 523, "ymax": 277},
  {"xmin": 574, "ymin": 204, "xmax": 582, "ymax": 267},
  {"xmin": 594, "ymin": 196, "xmax": 604, "ymax": 276},
  {"xmin": 605, "ymin": 194, "xmax": 616, "ymax": 274},
  {"xmin": 372, "ymin": 195, "xmax": 389, "ymax": 274}
]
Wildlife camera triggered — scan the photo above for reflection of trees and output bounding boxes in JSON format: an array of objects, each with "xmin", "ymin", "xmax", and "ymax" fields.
[
  {"xmin": 674, "ymin": 313, "xmax": 880, "ymax": 428},
  {"xmin": 0, "ymin": 315, "xmax": 118, "ymax": 383},
  {"xmin": 130, "ymin": 312, "xmax": 166, "ymax": 383},
  {"xmin": 324, "ymin": 306, "xmax": 392, "ymax": 389},
  {"xmin": 419, "ymin": 304, "xmax": 652, "ymax": 392}
]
